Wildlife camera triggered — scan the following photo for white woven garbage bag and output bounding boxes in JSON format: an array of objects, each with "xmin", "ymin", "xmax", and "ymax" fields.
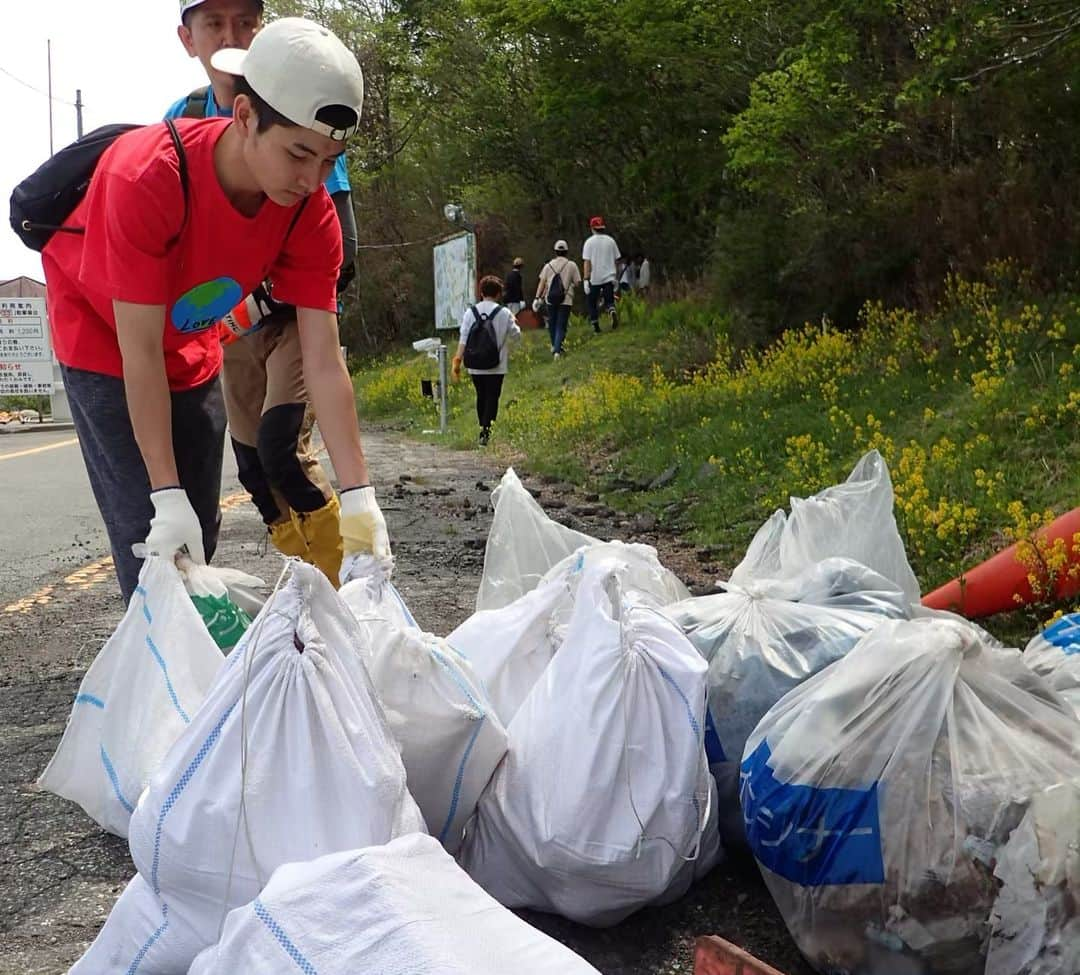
[
  {"xmin": 69, "ymin": 561, "xmax": 425, "ymax": 974},
  {"xmin": 741, "ymin": 615, "xmax": 1080, "ymax": 975},
  {"xmin": 38, "ymin": 556, "xmax": 224, "ymax": 838},
  {"xmin": 778, "ymin": 449, "xmax": 921, "ymax": 604},
  {"xmin": 461, "ymin": 561, "xmax": 721, "ymax": 927},
  {"xmin": 341, "ymin": 554, "xmax": 508, "ymax": 853},
  {"xmin": 447, "ymin": 575, "xmax": 567, "ymax": 726},
  {"xmin": 189, "ymin": 834, "xmax": 603, "ymax": 975},
  {"xmin": 476, "ymin": 467, "xmax": 597, "ymax": 612},
  {"xmin": 1023, "ymin": 612, "xmax": 1080, "ymax": 719},
  {"xmin": 339, "ymin": 553, "xmax": 418, "ymax": 634}
]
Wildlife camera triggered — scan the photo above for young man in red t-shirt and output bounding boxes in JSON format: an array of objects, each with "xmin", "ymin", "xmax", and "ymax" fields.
[{"xmin": 41, "ymin": 17, "xmax": 390, "ymax": 601}]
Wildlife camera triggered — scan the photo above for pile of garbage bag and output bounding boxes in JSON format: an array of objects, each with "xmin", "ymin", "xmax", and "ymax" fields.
[
  {"xmin": 72, "ymin": 563, "xmax": 425, "ymax": 973},
  {"xmin": 741, "ymin": 614, "xmax": 1080, "ymax": 974}
]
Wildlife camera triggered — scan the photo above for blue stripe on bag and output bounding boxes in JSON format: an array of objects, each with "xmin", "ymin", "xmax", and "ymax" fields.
[
  {"xmin": 254, "ymin": 899, "xmax": 319, "ymax": 974},
  {"xmin": 126, "ymin": 901, "xmax": 170, "ymax": 975},
  {"xmin": 134, "ymin": 585, "xmax": 191, "ymax": 723},
  {"xmin": 741, "ymin": 740, "xmax": 884, "ymax": 887},
  {"xmin": 76, "ymin": 693, "xmax": 105, "ymax": 709},
  {"xmin": 100, "ymin": 745, "xmax": 135, "ymax": 814},
  {"xmin": 437, "ymin": 716, "xmax": 486, "ymax": 843}
]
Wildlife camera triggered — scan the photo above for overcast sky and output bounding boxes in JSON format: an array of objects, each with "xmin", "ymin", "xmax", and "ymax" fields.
[{"xmin": 1, "ymin": 1, "xmax": 208, "ymax": 282}]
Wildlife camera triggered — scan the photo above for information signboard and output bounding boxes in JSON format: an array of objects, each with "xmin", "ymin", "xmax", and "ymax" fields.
[
  {"xmin": 0, "ymin": 297, "xmax": 53, "ymax": 396},
  {"xmin": 433, "ymin": 232, "xmax": 476, "ymax": 331}
]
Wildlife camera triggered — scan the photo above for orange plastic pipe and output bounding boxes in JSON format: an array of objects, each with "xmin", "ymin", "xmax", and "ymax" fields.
[{"xmin": 922, "ymin": 506, "xmax": 1080, "ymax": 618}]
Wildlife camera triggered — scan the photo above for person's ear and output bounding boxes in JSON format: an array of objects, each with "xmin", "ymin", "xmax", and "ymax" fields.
[
  {"xmin": 177, "ymin": 24, "xmax": 197, "ymax": 58},
  {"xmin": 233, "ymin": 94, "xmax": 258, "ymax": 138}
]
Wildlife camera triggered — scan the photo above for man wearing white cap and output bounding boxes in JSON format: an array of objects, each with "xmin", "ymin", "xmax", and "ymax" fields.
[
  {"xmin": 165, "ymin": 0, "xmax": 359, "ymax": 587},
  {"xmin": 40, "ymin": 18, "xmax": 390, "ymax": 602},
  {"xmin": 534, "ymin": 240, "xmax": 582, "ymax": 359}
]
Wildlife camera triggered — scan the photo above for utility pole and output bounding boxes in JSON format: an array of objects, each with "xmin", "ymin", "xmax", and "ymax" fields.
[
  {"xmin": 47, "ymin": 39, "xmax": 54, "ymax": 155},
  {"xmin": 75, "ymin": 89, "xmax": 84, "ymax": 138}
]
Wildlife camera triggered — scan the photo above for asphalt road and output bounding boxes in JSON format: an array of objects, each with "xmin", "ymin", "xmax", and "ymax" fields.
[{"xmin": 0, "ymin": 424, "xmax": 810, "ymax": 975}]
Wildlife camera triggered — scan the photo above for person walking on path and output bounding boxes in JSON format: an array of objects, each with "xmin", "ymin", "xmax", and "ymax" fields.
[
  {"xmin": 582, "ymin": 215, "xmax": 621, "ymax": 333},
  {"xmin": 637, "ymin": 253, "xmax": 652, "ymax": 296},
  {"xmin": 165, "ymin": 0, "xmax": 359, "ymax": 587},
  {"xmin": 504, "ymin": 257, "xmax": 526, "ymax": 316},
  {"xmin": 451, "ymin": 276, "xmax": 522, "ymax": 446},
  {"xmin": 534, "ymin": 239, "xmax": 581, "ymax": 359},
  {"xmin": 39, "ymin": 17, "xmax": 390, "ymax": 601},
  {"xmin": 618, "ymin": 255, "xmax": 637, "ymax": 294}
]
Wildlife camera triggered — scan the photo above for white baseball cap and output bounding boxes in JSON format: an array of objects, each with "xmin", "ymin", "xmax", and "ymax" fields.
[
  {"xmin": 211, "ymin": 18, "xmax": 364, "ymax": 141},
  {"xmin": 179, "ymin": 0, "xmax": 262, "ymax": 21},
  {"xmin": 554, "ymin": 239, "xmax": 568, "ymax": 252}
]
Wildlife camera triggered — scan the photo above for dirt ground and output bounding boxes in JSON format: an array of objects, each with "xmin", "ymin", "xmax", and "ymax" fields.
[{"xmin": 0, "ymin": 426, "xmax": 812, "ymax": 975}]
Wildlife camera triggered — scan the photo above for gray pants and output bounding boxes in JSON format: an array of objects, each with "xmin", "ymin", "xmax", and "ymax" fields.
[{"xmin": 61, "ymin": 365, "xmax": 227, "ymax": 603}]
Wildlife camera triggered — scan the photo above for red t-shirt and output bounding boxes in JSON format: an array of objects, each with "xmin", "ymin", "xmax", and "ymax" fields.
[{"xmin": 42, "ymin": 117, "xmax": 342, "ymax": 391}]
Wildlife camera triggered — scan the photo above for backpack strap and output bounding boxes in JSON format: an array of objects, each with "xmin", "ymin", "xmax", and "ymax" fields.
[
  {"xmin": 163, "ymin": 118, "xmax": 190, "ymax": 249},
  {"xmin": 181, "ymin": 86, "xmax": 211, "ymax": 119},
  {"xmin": 469, "ymin": 304, "xmax": 482, "ymax": 325}
]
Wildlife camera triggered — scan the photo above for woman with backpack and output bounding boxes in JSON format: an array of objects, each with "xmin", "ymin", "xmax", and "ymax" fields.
[
  {"xmin": 533, "ymin": 240, "xmax": 582, "ymax": 360},
  {"xmin": 451, "ymin": 276, "xmax": 522, "ymax": 446}
]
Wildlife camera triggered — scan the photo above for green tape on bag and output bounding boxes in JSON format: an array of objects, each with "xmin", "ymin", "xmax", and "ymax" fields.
[{"xmin": 189, "ymin": 592, "xmax": 252, "ymax": 651}]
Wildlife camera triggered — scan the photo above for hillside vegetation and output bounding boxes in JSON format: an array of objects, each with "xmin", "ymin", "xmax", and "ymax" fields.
[{"xmin": 353, "ymin": 265, "xmax": 1079, "ymax": 638}]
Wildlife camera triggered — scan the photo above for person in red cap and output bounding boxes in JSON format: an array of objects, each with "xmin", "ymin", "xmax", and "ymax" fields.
[{"xmin": 582, "ymin": 215, "xmax": 621, "ymax": 333}]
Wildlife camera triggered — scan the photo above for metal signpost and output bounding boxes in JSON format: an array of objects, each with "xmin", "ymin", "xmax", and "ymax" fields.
[{"xmin": 0, "ymin": 297, "xmax": 70, "ymax": 420}]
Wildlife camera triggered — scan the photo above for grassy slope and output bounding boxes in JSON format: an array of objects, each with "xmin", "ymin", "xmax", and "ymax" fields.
[{"xmin": 353, "ymin": 276, "xmax": 1080, "ymax": 645}]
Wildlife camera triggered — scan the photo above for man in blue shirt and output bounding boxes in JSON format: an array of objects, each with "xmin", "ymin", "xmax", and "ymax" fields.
[{"xmin": 166, "ymin": 0, "xmax": 360, "ymax": 585}]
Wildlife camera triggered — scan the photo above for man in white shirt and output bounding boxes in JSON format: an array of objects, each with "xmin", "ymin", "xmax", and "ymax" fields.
[
  {"xmin": 451, "ymin": 275, "xmax": 522, "ymax": 446},
  {"xmin": 581, "ymin": 215, "xmax": 621, "ymax": 333},
  {"xmin": 637, "ymin": 253, "xmax": 652, "ymax": 295}
]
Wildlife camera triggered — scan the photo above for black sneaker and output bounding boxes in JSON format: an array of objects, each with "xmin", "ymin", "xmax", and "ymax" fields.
[
  {"xmin": 593, "ymin": 322, "xmax": 601, "ymax": 334},
  {"xmin": 479, "ymin": 427, "xmax": 490, "ymax": 446}
]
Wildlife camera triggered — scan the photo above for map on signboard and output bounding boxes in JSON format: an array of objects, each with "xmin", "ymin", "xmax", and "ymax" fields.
[
  {"xmin": 433, "ymin": 232, "xmax": 476, "ymax": 331},
  {"xmin": 0, "ymin": 298, "xmax": 53, "ymax": 396}
]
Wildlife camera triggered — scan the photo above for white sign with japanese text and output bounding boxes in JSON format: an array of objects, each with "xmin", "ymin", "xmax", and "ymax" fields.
[
  {"xmin": 433, "ymin": 232, "xmax": 476, "ymax": 331},
  {"xmin": 0, "ymin": 297, "xmax": 53, "ymax": 396}
]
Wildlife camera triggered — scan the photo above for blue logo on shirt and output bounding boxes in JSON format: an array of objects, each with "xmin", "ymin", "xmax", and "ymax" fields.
[
  {"xmin": 741, "ymin": 739, "xmax": 884, "ymax": 886},
  {"xmin": 171, "ymin": 278, "xmax": 242, "ymax": 334}
]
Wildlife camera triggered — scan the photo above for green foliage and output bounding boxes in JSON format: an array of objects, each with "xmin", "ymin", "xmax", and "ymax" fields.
[{"xmin": 267, "ymin": 0, "xmax": 1080, "ymax": 352}]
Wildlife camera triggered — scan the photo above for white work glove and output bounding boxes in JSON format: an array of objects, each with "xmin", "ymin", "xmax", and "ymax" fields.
[
  {"xmin": 340, "ymin": 486, "xmax": 392, "ymax": 562},
  {"xmin": 143, "ymin": 487, "xmax": 205, "ymax": 563},
  {"xmin": 532, "ymin": 297, "xmax": 543, "ymax": 313},
  {"xmin": 583, "ymin": 280, "xmax": 591, "ymax": 295}
]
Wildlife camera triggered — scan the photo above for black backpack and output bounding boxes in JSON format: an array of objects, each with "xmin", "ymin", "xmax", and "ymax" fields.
[
  {"xmin": 463, "ymin": 304, "xmax": 502, "ymax": 370},
  {"xmin": 545, "ymin": 260, "xmax": 567, "ymax": 306},
  {"xmin": 10, "ymin": 119, "xmax": 189, "ymax": 253}
]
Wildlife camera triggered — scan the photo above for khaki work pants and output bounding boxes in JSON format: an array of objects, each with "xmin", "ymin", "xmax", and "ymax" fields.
[{"xmin": 222, "ymin": 318, "xmax": 333, "ymax": 526}]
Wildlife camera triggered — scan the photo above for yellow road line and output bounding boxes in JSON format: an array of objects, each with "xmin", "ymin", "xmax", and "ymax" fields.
[
  {"xmin": 2, "ymin": 488, "xmax": 254, "ymax": 614},
  {"xmin": 0, "ymin": 437, "xmax": 79, "ymax": 461}
]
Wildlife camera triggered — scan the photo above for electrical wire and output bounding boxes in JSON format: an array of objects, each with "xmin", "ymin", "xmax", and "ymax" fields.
[{"xmin": 0, "ymin": 65, "xmax": 77, "ymax": 106}]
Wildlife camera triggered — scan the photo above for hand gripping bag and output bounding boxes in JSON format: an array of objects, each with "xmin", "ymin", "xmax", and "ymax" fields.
[
  {"xmin": 1022, "ymin": 612, "xmax": 1080, "ymax": 719},
  {"xmin": 741, "ymin": 616, "xmax": 1080, "ymax": 975},
  {"xmin": 70, "ymin": 562, "xmax": 425, "ymax": 974},
  {"xmin": 339, "ymin": 553, "xmax": 418, "ymax": 633},
  {"xmin": 38, "ymin": 556, "xmax": 224, "ymax": 838},
  {"xmin": 343, "ymin": 555, "xmax": 508, "ymax": 853},
  {"xmin": 778, "ymin": 449, "xmax": 921, "ymax": 604},
  {"xmin": 476, "ymin": 467, "xmax": 597, "ymax": 611},
  {"xmin": 189, "ymin": 834, "xmax": 603, "ymax": 975},
  {"xmin": 460, "ymin": 561, "xmax": 721, "ymax": 927},
  {"xmin": 986, "ymin": 780, "xmax": 1080, "ymax": 975}
]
